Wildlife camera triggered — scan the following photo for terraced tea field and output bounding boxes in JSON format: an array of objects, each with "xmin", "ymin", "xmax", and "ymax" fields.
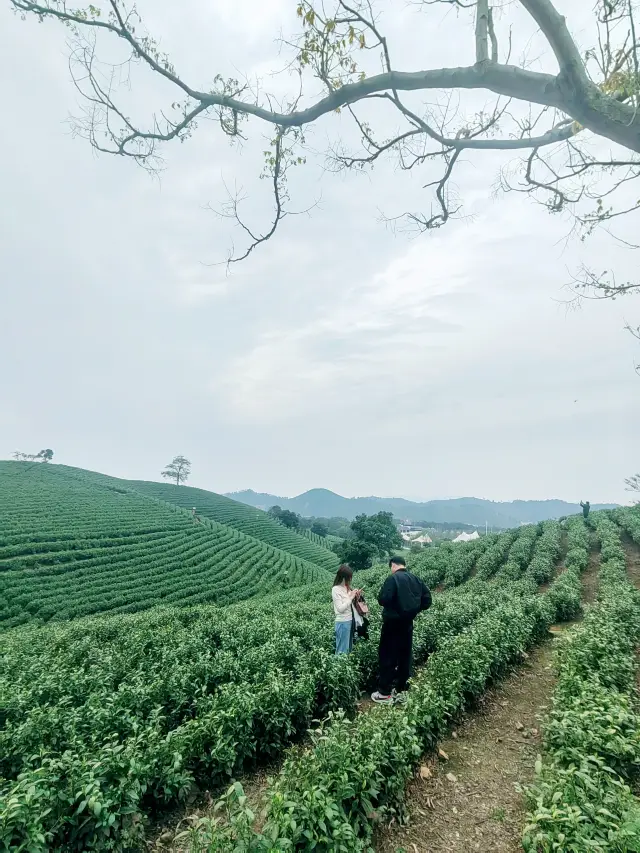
[
  {"xmin": 129, "ymin": 479, "xmax": 337, "ymax": 569},
  {"xmin": 1, "ymin": 461, "xmax": 638, "ymax": 852},
  {"xmin": 0, "ymin": 462, "xmax": 334, "ymax": 628}
]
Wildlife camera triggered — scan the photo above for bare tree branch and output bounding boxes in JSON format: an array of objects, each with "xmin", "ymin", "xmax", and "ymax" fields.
[
  {"xmin": 518, "ymin": 0, "xmax": 589, "ymax": 86},
  {"xmin": 9, "ymin": 1, "xmax": 640, "ymax": 148},
  {"xmin": 219, "ymin": 131, "xmax": 287, "ymax": 264},
  {"xmin": 572, "ymin": 266, "xmax": 640, "ymax": 300},
  {"xmin": 8, "ymin": 0, "xmax": 640, "ymax": 270}
]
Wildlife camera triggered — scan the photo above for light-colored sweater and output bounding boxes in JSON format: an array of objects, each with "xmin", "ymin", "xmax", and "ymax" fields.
[{"xmin": 332, "ymin": 584, "xmax": 354, "ymax": 623}]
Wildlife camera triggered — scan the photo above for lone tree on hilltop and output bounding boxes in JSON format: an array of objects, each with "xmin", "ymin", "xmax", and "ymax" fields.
[
  {"xmin": 311, "ymin": 521, "xmax": 329, "ymax": 537},
  {"xmin": 333, "ymin": 537, "xmax": 378, "ymax": 572},
  {"xmin": 351, "ymin": 511, "xmax": 403, "ymax": 557},
  {"xmin": 13, "ymin": 449, "xmax": 54, "ymax": 462},
  {"xmin": 268, "ymin": 505, "xmax": 301, "ymax": 529},
  {"xmin": 161, "ymin": 455, "xmax": 191, "ymax": 486},
  {"xmin": 8, "ymin": 0, "xmax": 640, "ymax": 308},
  {"xmin": 333, "ymin": 510, "xmax": 403, "ymax": 569},
  {"xmin": 279, "ymin": 509, "xmax": 301, "ymax": 529}
]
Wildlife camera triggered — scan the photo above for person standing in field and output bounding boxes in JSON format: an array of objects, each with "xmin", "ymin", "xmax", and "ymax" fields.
[
  {"xmin": 332, "ymin": 564, "xmax": 360, "ymax": 655},
  {"xmin": 371, "ymin": 556, "xmax": 432, "ymax": 704},
  {"xmin": 580, "ymin": 500, "xmax": 591, "ymax": 519}
]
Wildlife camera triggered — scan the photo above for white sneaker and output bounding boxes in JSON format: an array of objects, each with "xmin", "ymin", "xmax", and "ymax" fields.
[{"xmin": 371, "ymin": 691, "xmax": 394, "ymax": 704}]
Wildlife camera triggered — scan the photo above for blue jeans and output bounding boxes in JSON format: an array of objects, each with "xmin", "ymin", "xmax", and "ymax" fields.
[{"xmin": 335, "ymin": 620, "xmax": 353, "ymax": 654}]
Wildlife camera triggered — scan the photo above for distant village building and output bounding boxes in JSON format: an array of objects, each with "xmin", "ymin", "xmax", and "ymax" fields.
[
  {"xmin": 401, "ymin": 531, "xmax": 432, "ymax": 545},
  {"xmin": 399, "ymin": 522, "xmax": 423, "ymax": 533},
  {"xmin": 452, "ymin": 530, "xmax": 480, "ymax": 543}
]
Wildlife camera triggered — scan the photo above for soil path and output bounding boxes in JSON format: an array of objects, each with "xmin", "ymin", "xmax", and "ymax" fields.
[
  {"xmin": 375, "ymin": 549, "xmax": 600, "ymax": 853},
  {"xmin": 581, "ymin": 547, "xmax": 600, "ymax": 605},
  {"xmin": 376, "ymin": 642, "xmax": 555, "ymax": 853}
]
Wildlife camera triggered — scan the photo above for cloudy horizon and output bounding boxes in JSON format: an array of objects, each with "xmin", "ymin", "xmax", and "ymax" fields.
[{"xmin": 1, "ymin": 0, "xmax": 638, "ymax": 506}]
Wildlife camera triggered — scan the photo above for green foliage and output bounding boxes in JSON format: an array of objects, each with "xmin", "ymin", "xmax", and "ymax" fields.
[
  {"xmin": 0, "ymin": 463, "xmax": 333, "ymax": 628},
  {"xmin": 311, "ymin": 521, "xmax": 329, "ymax": 537},
  {"xmin": 350, "ymin": 511, "xmax": 403, "ymax": 558},
  {"xmin": 332, "ymin": 511, "xmax": 403, "ymax": 571},
  {"xmin": 187, "ymin": 519, "xmax": 589, "ymax": 851},
  {"xmin": 523, "ymin": 513, "xmax": 640, "ymax": 852},
  {"xmin": 475, "ymin": 528, "xmax": 519, "ymax": 580},
  {"xmin": 132, "ymin": 481, "xmax": 336, "ymax": 571},
  {"xmin": 0, "ymin": 524, "xmax": 541, "ymax": 851},
  {"xmin": 3, "ymin": 485, "xmax": 638, "ymax": 852},
  {"xmin": 616, "ymin": 505, "xmax": 640, "ymax": 543},
  {"xmin": 545, "ymin": 516, "xmax": 590, "ymax": 621},
  {"xmin": 332, "ymin": 537, "xmax": 378, "ymax": 571},
  {"xmin": 408, "ymin": 534, "xmax": 491, "ymax": 588},
  {"xmin": 302, "ymin": 527, "xmax": 336, "ymax": 551},
  {"xmin": 267, "ymin": 507, "xmax": 300, "ymax": 529},
  {"xmin": 175, "ymin": 783, "xmax": 281, "ymax": 852}
]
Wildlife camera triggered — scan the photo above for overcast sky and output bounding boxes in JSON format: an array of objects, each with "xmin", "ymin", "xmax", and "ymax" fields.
[{"xmin": 0, "ymin": 0, "xmax": 638, "ymax": 504}]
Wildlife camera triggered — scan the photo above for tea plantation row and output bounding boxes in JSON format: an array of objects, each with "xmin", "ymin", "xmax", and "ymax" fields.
[
  {"xmin": 0, "ymin": 524, "xmax": 534, "ymax": 850},
  {"xmin": 523, "ymin": 509, "xmax": 640, "ymax": 851},
  {"xmin": 0, "ymin": 463, "xmax": 334, "ymax": 628},
  {"xmin": 182, "ymin": 517, "xmax": 577, "ymax": 849},
  {"xmin": 128, "ymin": 478, "xmax": 337, "ymax": 569}
]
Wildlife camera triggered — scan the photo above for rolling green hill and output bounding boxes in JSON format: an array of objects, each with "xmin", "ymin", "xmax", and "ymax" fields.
[
  {"xmin": 129, "ymin": 480, "xmax": 338, "ymax": 571},
  {"xmin": 0, "ymin": 462, "xmax": 333, "ymax": 629}
]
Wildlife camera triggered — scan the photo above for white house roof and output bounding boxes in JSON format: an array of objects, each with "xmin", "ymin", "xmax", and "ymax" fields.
[{"xmin": 453, "ymin": 530, "xmax": 480, "ymax": 543}]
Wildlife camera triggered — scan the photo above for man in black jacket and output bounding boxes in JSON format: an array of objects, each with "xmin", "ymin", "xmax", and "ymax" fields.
[{"xmin": 371, "ymin": 556, "xmax": 432, "ymax": 704}]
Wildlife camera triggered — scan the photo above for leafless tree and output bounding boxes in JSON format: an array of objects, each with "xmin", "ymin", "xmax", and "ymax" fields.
[
  {"xmin": 160, "ymin": 455, "xmax": 192, "ymax": 486},
  {"xmin": 8, "ymin": 0, "xmax": 640, "ymax": 302}
]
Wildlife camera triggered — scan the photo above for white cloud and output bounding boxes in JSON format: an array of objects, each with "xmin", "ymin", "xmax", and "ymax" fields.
[{"xmin": 212, "ymin": 189, "xmax": 633, "ymax": 424}]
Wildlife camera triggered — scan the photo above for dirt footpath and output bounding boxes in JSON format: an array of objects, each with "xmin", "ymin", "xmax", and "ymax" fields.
[{"xmin": 375, "ymin": 641, "xmax": 556, "ymax": 853}]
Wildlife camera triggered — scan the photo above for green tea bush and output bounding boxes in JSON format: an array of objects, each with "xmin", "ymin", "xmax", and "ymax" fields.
[
  {"xmin": 0, "ymin": 529, "xmax": 521, "ymax": 852},
  {"xmin": 0, "ymin": 463, "xmax": 331, "ymax": 627},
  {"xmin": 523, "ymin": 513, "xmax": 640, "ymax": 853},
  {"xmin": 189, "ymin": 527, "xmax": 587, "ymax": 852}
]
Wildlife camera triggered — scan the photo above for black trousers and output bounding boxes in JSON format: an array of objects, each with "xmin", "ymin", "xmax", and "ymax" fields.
[{"xmin": 378, "ymin": 618, "xmax": 414, "ymax": 695}]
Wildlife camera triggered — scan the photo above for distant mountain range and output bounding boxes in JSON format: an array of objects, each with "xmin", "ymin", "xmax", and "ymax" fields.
[{"xmin": 224, "ymin": 488, "xmax": 618, "ymax": 528}]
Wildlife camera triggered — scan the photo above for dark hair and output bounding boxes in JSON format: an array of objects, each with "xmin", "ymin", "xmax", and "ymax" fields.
[
  {"xmin": 333, "ymin": 564, "xmax": 353, "ymax": 586},
  {"xmin": 389, "ymin": 556, "xmax": 406, "ymax": 568}
]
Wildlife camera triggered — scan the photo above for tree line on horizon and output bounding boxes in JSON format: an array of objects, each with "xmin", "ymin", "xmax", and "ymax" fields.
[
  {"xmin": 9, "ymin": 451, "xmax": 640, "ymax": 514},
  {"xmin": 12, "ymin": 449, "xmax": 54, "ymax": 463}
]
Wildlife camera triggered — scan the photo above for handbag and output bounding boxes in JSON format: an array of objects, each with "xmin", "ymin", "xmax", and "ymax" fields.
[
  {"xmin": 353, "ymin": 593, "xmax": 369, "ymax": 618},
  {"xmin": 352, "ymin": 593, "xmax": 370, "ymax": 640}
]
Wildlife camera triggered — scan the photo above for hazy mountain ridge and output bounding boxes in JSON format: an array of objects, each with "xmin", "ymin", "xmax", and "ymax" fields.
[{"xmin": 225, "ymin": 488, "xmax": 618, "ymax": 528}]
